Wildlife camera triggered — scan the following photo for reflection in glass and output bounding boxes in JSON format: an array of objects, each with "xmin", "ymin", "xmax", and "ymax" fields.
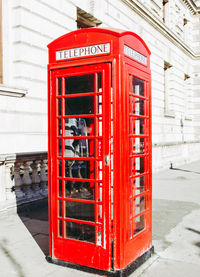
[
  {"xmin": 58, "ymin": 119, "xmax": 62, "ymax": 136},
  {"xmin": 65, "ymin": 96, "xmax": 94, "ymax": 115},
  {"xmin": 66, "ymin": 201, "xmax": 94, "ymax": 222},
  {"xmin": 66, "ymin": 222, "xmax": 95, "ymax": 243},
  {"xmin": 98, "ymin": 186, "xmax": 102, "ymax": 202},
  {"xmin": 135, "ymin": 176, "xmax": 145, "ymax": 194},
  {"xmin": 132, "ymin": 76, "xmax": 144, "ymax": 96},
  {"xmin": 64, "ymin": 118, "xmax": 94, "ymax": 137},
  {"xmin": 98, "ymin": 119, "xmax": 102, "ymax": 136},
  {"xmin": 58, "ymin": 139, "xmax": 62, "ymax": 156},
  {"xmin": 133, "ymin": 214, "xmax": 145, "ymax": 236},
  {"xmin": 65, "ymin": 181, "xmax": 94, "ymax": 200},
  {"xmin": 58, "ymin": 99, "xmax": 62, "ymax": 116},
  {"xmin": 65, "ymin": 160, "xmax": 94, "ymax": 179},
  {"xmin": 58, "ymin": 160, "xmax": 62, "ymax": 177},
  {"xmin": 131, "ymin": 157, "xmax": 145, "ymax": 176},
  {"xmin": 58, "ymin": 77, "xmax": 62, "ymax": 95},
  {"xmin": 59, "ymin": 179, "xmax": 62, "ymax": 197},
  {"xmin": 98, "ymin": 204, "xmax": 102, "ymax": 219},
  {"xmin": 130, "ymin": 96, "xmax": 145, "ymax": 115},
  {"xmin": 132, "ymin": 137, "xmax": 145, "ymax": 154},
  {"xmin": 59, "ymin": 220, "xmax": 63, "ymax": 237},
  {"xmin": 59, "ymin": 200, "xmax": 62, "ymax": 217},
  {"xmin": 133, "ymin": 195, "xmax": 145, "ymax": 216},
  {"xmin": 98, "ymin": 95, "xmax": 102, "ymax": 114},
  {"xmin": 135, "ymin": 157, "xmax": 145, "ymax": 175},
  {"xmin": 98, "ymin": 73, "xmax": 102, "ymax": 92},
  {"xmin": 135, "ymin": 118, "xmax": 145, "ymax": 135},
  {"xmin": 97, "ymin": 226, "xmax": 102, "ymax": 246},
  {"xmin": 65, "ymin": 74, "xmax": 94, "ymax": 94},
  {"xmin": 134, "ymin": 98, "xmax": 145, "ymax": 115},
  {"xmin": 64, "ymin": 139, "xmax": 94, "ymax": 157},
  {"xmin": 98, "ymin": 161, "xmax": 103, "ymax": 180}
]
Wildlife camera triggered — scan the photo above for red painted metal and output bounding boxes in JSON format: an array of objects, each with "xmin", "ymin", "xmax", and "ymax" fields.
[{"xmin": 48, "ymin": 28, "xmax": 152, "ymax": 272}]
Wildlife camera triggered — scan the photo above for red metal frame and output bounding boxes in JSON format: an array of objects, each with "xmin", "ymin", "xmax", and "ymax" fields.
[{"xmin": 48, "ymin": 28, "xmax": 152, "ymax": 272}]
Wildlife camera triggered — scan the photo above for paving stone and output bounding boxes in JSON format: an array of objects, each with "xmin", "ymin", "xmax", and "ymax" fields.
[{"xmin": 139, "ymin": 258, "xmax": 200, "ymax": 277}]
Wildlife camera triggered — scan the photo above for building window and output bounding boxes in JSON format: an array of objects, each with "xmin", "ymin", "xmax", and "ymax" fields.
[
  {"xmin": 184, "ymin": 74, "xmax": 192, "ymax": 120},
  {"xmin": 77, "ymin": 7, "xmax": 102, "ymax": 29},
  {"xmin": 164, "ymin": 61, "xmax": 174, "ymax": 116},
  {"xmin": 163, "ymin": 0, "xmax": 169, "ymax": 23}
]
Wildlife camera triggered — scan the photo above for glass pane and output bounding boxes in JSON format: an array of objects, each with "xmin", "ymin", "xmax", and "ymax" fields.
[
  {"xmin": 132, "ymin": 76, "xmax": 144, "ymax": 96},
  {"xmin": 65, "ymin": 96, "xmax": 94, "ymax": 115},
  {"xmin": 133, "ymin": 195, "xmax": 146, "ymax": 216},
  {"xmin": 64, "ymin": 118, "xmax": 94, "ymax": 137},
  {"xmin": 97, "ymin": 118, "xmax": 102, "ymax": 136},
  {"xmin": 58, "ymin": 160, "xmax": 62, "ymax": 177},
  {"xmin": 58, "ymin": 119, "xmax": 62, "ymax": 136},
  {"xmin": 98, "ymin": 185, "xmax": 102, "ymax": 202},
  {"xmin": 133, "ymin": 214, "xmax": 145, "ymax": 236},
  {"xmin": 65, "ymin": 74, "xmax": 94, "ymax": 94},
  {"xmin": 131, "ymin": 157, "xmax": 145, "ymax": 176},
  {"xmin": 59, "ymin": 200, "xmax": 62, "ymax": 217},
  {"xmin": 98, "ymin": 161, "xmax": 103, "ymax": 180},
  {"xmin": 59, "ymin": 179, "xmax": 62, "ymax": 197},
  {"xmin": 59, "ymin": 220, "xmax": 63, "ymax": 237},
  {"xmin": 66, "ymin": 222, "xmax": 95, "ymax": 243},
  {"xmin": 98, "ymin": 73, "xmax": 102, "ymax": 92},
  {"xmin": 97, "ymin": 226, "xmax": 102, "ymax": 246},
  {"xmin": 58, "ymin": 139, "xmax": 62, "ymax": 156},
  {"xmin": 135, "ymin": 118, "xmax": 145, "ymax": 135},
  {"xmin": 134, "ymin": 175, "xmax": 146, "ymax": 195},
  {"xmin": 130, "ymin": 96, "xmax": 145, "ymax": 115},
  {"xmin": 134, "ymin": 98, "xmax": 145, "ymax": 115},
  {"xmin": 131, "ymin": 137, "xmax": 145, "ymax": 155},
  {"xmin": 66, "ymin": 201, "xmax": 94, "ymax": 222},
  {"xmin": 65, "ymin": 160, "xmax": 95, "ymax": 179},
  {"xmin": 64, "ymin": 139, "xmax": 95, "ymax": 157},
  {"xmin": 65, "ymin": 181, "xmax": 94, "ymax": 200},
  {"xmin": 98, "ymin": 95, "xmax": 102, "ymax": 114},
  {"xmin": 58, "ymin": 99, "xmax": 62, "ymax": 116},
  {"xmin": 98, "ymin": 204, "xmax": 102, "ymax": 220},
  {"xmin": 58, "ymin": 77, "xmax": 62, "ymax": 95}
]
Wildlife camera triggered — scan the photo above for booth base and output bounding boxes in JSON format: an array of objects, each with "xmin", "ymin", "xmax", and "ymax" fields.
[{"xmin": 46, "ymin": 246, "xmax": 154, "ymax": 277}]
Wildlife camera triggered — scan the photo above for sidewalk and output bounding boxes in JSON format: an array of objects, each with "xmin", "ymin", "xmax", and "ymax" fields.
[{"xmin": 0, "ymin": 161, "xmax": 200, "ymax": 277}]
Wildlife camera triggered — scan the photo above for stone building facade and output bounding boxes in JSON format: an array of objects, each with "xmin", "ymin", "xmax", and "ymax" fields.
[{"xmin": 0, "ymin": 0, "xmax": 200, "ymax": 211}]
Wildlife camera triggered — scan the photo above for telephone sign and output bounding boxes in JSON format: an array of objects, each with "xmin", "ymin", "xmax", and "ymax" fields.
[
  {"xmin": 47, "ymin": 28, "xmax": 153, "ymax": 276},
  {"xmin": 56, "ymin": 43, "xmax": 110, "ymax": 60}
]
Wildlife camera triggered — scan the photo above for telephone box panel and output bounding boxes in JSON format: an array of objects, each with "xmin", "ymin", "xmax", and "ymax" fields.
[{"xmin": 48, "ymin": 28, "xmax": 153, "ymax": 276}]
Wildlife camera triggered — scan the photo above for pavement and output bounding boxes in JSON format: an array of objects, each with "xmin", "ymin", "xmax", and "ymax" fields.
[{"xmin": 0, "ymin": 160, "xmax": 200, "ymax": 277}]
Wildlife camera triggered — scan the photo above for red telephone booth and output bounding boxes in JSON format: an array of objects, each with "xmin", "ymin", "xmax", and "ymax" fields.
[{"xmin": 47, "ymin": 28, "xmax": 153, "ymax": 276}]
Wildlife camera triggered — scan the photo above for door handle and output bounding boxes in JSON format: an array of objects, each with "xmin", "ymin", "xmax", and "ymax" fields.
[{"xmin": 105, "ymin": 155, "xmax": 110, "ymax": 166}]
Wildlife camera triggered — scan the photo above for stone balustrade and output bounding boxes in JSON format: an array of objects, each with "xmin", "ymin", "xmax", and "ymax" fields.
[{"xmin": 0, "ymin": 152, "xmax": 48, "ymax": 212}]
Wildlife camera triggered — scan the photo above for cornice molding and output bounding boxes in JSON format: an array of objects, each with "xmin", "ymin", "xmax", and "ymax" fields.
[
  {"xmin": 182, "ymin": 0, "xmax": 200, "ymax": 14},
  {"xmin": 122, "ymin": 0, "xmax": 200, "ymax": 59}
]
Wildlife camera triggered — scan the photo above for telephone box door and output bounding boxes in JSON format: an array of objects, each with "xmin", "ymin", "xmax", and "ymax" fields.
[
  {"xmin": 49, "ymin": 63, "xmax": 111, "ymax": 270},
  {"xmin": 123, "ymin": 64, "xmax": 152, "ymax": 266}
]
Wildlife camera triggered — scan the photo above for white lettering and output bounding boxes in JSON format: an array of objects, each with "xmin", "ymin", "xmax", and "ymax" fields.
[
  {"xmin": 56, "ymin": 43, "xmax": 110, "ymax": 61},
  {"xmin": 124, "ymin": 45, "xmax": 147, "ymax": 65}
]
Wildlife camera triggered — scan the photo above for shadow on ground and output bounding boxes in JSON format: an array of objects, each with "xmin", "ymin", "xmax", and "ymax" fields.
[
  {"xmin": 17, "ymin": 199, "xmax": 49, "ymax": 256},
  {"xmin": 170, "ymin": 167, "xmax": 200, "ymax": 175},
  {"xmin": 0, "ymin": 238, "xmax": 25, "ymax": 277}
]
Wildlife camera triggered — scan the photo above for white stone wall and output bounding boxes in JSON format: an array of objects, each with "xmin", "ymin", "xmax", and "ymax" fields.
[
  {"xmin": 1, "ymin": 0, "xmax": 77, "ymax": 154},
  {"xmin": 192, "ymin": 13, "xmax": 200, "ymax": 141},
  {"xmin": 0, "ymin": 0, "xmax": 200, "ymax": 171}
]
